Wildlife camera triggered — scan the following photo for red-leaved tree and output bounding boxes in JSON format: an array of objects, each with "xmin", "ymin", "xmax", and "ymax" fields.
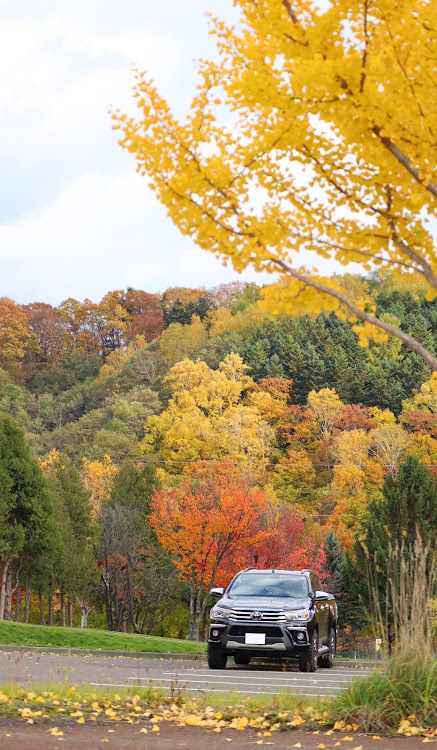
[
  {"xmin": 149, "ymin": 462, "xmax": 265, "ymax": 639},
  {"xmin": 217, "ymin": 503, "xmax": 326, "ymax": 587}
]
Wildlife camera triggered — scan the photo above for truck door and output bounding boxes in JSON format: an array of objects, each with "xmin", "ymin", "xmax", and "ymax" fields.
[{"xmin": 311, "ymin": 574, "xmax": 328, "ymax": 643}]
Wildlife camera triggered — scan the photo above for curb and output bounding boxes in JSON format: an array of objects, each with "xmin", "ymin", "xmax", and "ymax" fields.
[
  {"xmin": 0, "ymin": 645, "xmax": 206, "ymax": 660},
  {"xmin": 335, "ymin": 658, "xmax": 379, "ymax": 668}
]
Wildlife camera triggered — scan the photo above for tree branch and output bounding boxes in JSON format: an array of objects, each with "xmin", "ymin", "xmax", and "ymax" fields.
[
  {"xmin": 273, "ymin": 259, "xmax": 437, "ymax": 371},
  {"xmin": 372, "ymin": 126, "xmax": 437, "ymax": 200},
  {"xmin": 282, "ymin": 0, "xmax": 298, "ymax": 23}
]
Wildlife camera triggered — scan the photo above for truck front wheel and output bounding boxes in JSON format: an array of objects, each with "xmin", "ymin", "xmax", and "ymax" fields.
[
  {"xmin": 234, "ymin": 653, "xmax": 251, "ymax": 665},
  {"xmin": 208, "ymin": 644, "xmax": 228, "ymax": 669},
  {"xmin": 299, "ymin": 629, "xmax": 318, "ymax": 672},
  {"xmin": 319, "ymin": 628, "xmax": 336, "ymax": 668}
]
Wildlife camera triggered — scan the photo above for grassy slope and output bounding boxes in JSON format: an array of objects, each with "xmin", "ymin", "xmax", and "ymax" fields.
[{"xmin": 0, "ymin": 620, "xmax": 205, "ymax": 654}]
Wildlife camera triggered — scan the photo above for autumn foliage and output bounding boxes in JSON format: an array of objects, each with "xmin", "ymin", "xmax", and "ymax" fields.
[
  {"xmin": 115, "ymin": 0, "xmax": 437, "ymax": 370},
  {"xmin": 149, "ymin": 462, "xmax": 264, "ymax": 637}
]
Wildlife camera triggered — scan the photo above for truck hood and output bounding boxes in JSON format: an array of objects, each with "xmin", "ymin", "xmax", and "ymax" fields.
[{"xmin": 216, "ymin": 596, "xmax": 311, "ymax": 611}]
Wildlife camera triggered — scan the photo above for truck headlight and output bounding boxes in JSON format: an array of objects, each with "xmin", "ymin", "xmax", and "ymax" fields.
[
  {"xmin": 285, "ymin": 609, "xmax": 311, "ymax": 622},
  {"xmin": 211, "ymin": 606, "xmax": 230, "ymax": 618}
]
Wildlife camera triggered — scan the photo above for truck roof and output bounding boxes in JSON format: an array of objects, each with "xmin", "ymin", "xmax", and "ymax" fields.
[{"xmin": 238, "ymin": 568, "xmax": 311, "ymax": 575}]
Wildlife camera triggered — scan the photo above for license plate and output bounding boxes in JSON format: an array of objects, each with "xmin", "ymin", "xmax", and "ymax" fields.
[{"xmin": 245, "ymin": 633, "xmax": 266, "ymax": 645}]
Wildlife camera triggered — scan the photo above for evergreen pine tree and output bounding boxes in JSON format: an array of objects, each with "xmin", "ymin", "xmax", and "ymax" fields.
[
  {"xmin": 0, "ymin": 416, "xmax": 55, "ymax": 619},
  {"xmin": 351, "ymin": 456, "xmax": 437, "ymax": 636}
]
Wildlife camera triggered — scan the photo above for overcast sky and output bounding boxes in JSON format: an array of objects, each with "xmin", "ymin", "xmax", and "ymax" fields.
[{"xmin": 0, "ymin": 0, "xmax": 284, "ymax": 305}]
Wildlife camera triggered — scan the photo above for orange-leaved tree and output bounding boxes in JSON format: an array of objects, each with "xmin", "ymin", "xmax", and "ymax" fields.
[{"xmin": 149, "ymin": 461, "xmax": 265, "ymax": 639}]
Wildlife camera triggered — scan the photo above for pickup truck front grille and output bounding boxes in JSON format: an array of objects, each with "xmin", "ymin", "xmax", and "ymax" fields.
[
  {"xmin": 229, "ymin": 609, "xmax": 286, "ymax": 622},
  {"xmin": 229, "ymin": 625, "xmax": 283, "ymax": 637}
]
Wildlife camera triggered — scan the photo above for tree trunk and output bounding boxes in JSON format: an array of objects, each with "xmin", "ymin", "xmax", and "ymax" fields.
[
  {"xmin": 127, "ymin": 563, "xmax": 140, "ymax": 634},
  {"xmin": 15, "ymin": 576, "xmax": 21, "ymax": 622},
  {"xmin": 188, "ymin": 584, "xmax": 196, "ymax": 639},
  {"xmin": 68, "ymin": 599, "xmax": 73, "ymax": 628},
  {"xmin": 48, "ymin": 591, "xmax": 53, "ymax": 626},
  {"xmin": 0, "ymin": 558, "xmax": 10, "ymax": 620},
  {"xmin": 60, "ymin": 592, "xmax": 66, "ymax": 627},
  {"xmin": 80, "ymin": 606, "xmax": 88, "ymax": 629},
  {"xmin": 38, "ymin": 590, "xmax": 46, "ymax": 625},
  {"xmin": 4, "ymin": 565, "xmax": 13, "ymax": 621},
  {"xmin": 24, "ymin": 571, "xmax": 31, "ymax": 624},
  {"xmin": 188, "ymin": 585, "xmax": 203, "ymax": 641},
  {"xmin": 78, "ymin": 598, "xmax": 92, "ymax": 629}
]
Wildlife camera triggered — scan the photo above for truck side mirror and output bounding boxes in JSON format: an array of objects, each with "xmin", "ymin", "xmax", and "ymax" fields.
[{"xmin": 209, "ymin": 587, "xmax": 224, "ymax": 598}]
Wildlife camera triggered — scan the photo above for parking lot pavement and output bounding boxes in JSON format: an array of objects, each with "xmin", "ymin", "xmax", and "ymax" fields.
[{"xmin": 0, "ymin": 651, "xmax": 368, "ymax": 697}]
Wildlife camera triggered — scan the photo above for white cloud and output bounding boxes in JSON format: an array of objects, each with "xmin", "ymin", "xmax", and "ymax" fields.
[
  {"xmin": 1, "ymin": 0, "xmax": 341, "ymax": 305},
  {"xmin": 0, "ymin": 168, "xmax": 275, "ymax": 304}
]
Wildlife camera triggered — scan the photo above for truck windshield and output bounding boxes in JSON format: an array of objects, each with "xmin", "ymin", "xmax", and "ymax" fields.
[{"xmin": 227, "ymin": 574, "xmax": 308, "ymax": 598}]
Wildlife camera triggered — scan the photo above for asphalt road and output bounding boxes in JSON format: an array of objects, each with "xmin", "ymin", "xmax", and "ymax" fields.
[{"xmin": 0, "ymin": 651, "xmax": 369, "ymax": 697}]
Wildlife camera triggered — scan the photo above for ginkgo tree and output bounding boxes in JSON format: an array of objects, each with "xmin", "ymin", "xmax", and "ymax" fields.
[{"xmin": 114, "ymin": 0, "xmax": 437, "ymax": 369}]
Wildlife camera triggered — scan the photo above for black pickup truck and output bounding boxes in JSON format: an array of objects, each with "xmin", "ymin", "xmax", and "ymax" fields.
[{"xmin": 207, "ymin": 568, "xmax": 337, "ymax": 672}]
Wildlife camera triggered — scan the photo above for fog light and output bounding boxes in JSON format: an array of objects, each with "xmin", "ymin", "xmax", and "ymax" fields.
[
  {"xmin": 296, "ymin": 631, "xmax": 305, "ymax": 641},
  {"xmin": 212, "ymin": 629, "xmax": 219, "ymax": 638}
]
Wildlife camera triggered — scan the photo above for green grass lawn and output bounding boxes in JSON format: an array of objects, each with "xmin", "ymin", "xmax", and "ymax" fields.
[{"xmin": 0, "ymin": 620, "xmax": 206, "ymax": 654}]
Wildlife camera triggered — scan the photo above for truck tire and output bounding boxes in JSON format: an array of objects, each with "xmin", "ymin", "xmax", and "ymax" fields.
[
  {"xmin": 319, "ymin": 628, "xmax": 336, "ymax": 668},
  {"xmin": 234, "ymin": 653, "xmax": 251, "ymax": 665},
  {"xmin": 299, "ymin": 629, "xmax": 318, "ymax": 672},
  {"xmin": 208, "ymin": 645, "xmax": 227, "ymax": 669}
]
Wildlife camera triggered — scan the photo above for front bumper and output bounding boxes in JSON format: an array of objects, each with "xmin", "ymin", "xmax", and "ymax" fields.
[{"xmin": 208, "ymin": 619, "xmax": 310, "ymax": 655}]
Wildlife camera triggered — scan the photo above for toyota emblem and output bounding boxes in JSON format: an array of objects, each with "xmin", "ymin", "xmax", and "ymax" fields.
[{"xmin": 250, "ymin": 611, "xmax": 263, "ymax": 620}]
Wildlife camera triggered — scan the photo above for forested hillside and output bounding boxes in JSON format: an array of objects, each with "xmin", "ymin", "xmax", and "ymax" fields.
[{"xmin": 0, "ymin": 272, "xmax": 436, "ymax": 640}]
